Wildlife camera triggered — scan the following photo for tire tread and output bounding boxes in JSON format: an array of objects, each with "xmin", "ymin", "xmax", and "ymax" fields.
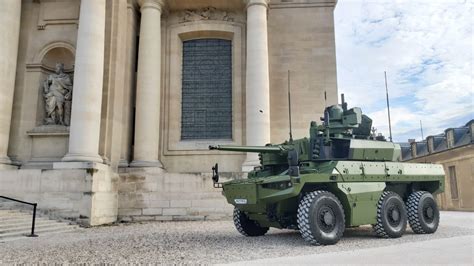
[
  {"xmin": 233, "ymin": 208, "xmax": 269, "ymax": 237},
  {"xmin": 406, "ymin": 191, "xmax": 439, "ymax": 234},
  {"xmin": 297, "ymin": 190, "xmax": 345, "ymax": 245}
]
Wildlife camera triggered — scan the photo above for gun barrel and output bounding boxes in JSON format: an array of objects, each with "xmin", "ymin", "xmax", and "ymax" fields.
[{"xmin": 209, "ymin": 145, "xmax": 283, "ymax": 153}]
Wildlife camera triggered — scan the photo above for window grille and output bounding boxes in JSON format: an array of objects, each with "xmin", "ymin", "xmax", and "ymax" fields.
[{"xmin": 181, "ymin": 39, "xmax": 232, "ymax": 140}]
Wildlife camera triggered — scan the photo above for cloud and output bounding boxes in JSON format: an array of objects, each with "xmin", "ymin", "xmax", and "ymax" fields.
[{"xmin": 334, "ymin": 0, "xmax": 473, "ymax": 142}]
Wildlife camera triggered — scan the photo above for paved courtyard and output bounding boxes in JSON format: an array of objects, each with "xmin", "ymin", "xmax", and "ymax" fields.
[{"xmin": 1, "ymin": 211, "xmax": 473, "ymax": 264}]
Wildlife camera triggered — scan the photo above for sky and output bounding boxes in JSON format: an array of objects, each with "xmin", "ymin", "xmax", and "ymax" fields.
[{"xmin": 334, "ymin": 0, "xmax": 473, "ymax": 142}]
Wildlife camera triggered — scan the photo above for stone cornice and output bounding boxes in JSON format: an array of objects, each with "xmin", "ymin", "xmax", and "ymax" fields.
[{"xmin": 269, "ymin": 0, "xmax": 337, "ymax": 9}]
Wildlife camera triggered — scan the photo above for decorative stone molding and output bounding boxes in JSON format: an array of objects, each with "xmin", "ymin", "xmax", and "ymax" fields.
[
  {"xmin": 36, "ymin": 0, "xmax": 79, "ymax": 30},
  {"xmin": 268, "ymin": 0, "xmax": 337, "ymax": 9},
  {"xmin": 245, "ymin": 0, "xmax": 270, "ymax": 9},
  {"xmin": 27, "ymin": 125, "xmax": 70, "ymax": 136},
  {"xmin": 138, "ymin": 0, "xmax": 165, "ymax": 11},
  {"xmin": 33, "ymin": 42, "xmax": 76, "ymax": 66},
  {"xmin": 179, "ymin": 7, "xmax": 235, "ymax": 23}
]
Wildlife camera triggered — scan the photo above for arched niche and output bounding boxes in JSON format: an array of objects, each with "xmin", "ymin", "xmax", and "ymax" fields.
[
  {"xmin": 30, "ymin": 42, "xmax": 75, "ymax": 126},
  {"xmin": 24, "ymin": 42, "xmax": 76, "ymax": 167},
  {"xmin": 34, "ymin": 42, "xmax": 76, "ymax": 68},
  {"xmin": 41, "ymin": 46, "xmax": 75, "ymax": 72}
]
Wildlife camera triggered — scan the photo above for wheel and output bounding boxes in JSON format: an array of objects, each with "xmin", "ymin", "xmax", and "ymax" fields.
[
  {"xmin": 406, "ymin": 191, "xmax": 439, "ymax": 234},
  {"xmin": 233, "ymin": 208, "xmax": 269, "ymax": 236},
  {"xmin": 297, "ymin": 191, "xmax": 345, "ymax": 245},
  {"xmin": 373, "ymin": 191, "xmax": 407, "ymax": 238}
]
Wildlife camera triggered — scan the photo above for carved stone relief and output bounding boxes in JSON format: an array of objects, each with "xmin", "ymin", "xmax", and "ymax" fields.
[
  {"xmin": 179, "ymin": 7, "xmax": 235, "ymax": 23},
  {"xmin": 42, "ymin": 63, "xmax": 73, "ymax": 126}
]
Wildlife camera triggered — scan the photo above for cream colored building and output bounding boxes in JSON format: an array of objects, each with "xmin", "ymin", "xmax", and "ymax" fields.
[
  {"xmin": 401, "ymin": 120, "xmax": 474, "ymax": 211},
  {"xmin": 0, "ymin": 0, "xmax": 338, "ymax": 225}
]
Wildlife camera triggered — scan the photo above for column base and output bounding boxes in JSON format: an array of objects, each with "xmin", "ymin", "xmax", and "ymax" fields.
[
  {"xmin": 53, "ymin": 161, "xmax": 109, "ymax": 171},
  {"xmin": 0, "ymin": 156, "xmax": 17, "ymax": 169},
  {"xmin": 0, "ymin": 156, "xmax": 12, "ymax": 164},
  {"xmin": 130, "ymin": 160, "xmax": 163, "ymax": 168},
  {"xmin": 62, "ymin": 153, "xmax": 104, "ymax": 163},
  {"xmin": 118, "ymin": 159, "xmax": 129, "ymax": 168}
]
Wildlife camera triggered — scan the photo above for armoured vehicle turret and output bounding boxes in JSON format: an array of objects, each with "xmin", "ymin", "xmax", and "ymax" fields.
[{"xmin": 209, "ymin": 95, "xmax": 444, "ymax": 245}]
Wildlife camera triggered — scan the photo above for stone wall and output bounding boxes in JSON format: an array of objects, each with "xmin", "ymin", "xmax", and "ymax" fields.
[
  {"xmin": 268, "ymin": 1, "xmax": 339, "ymax": 143},
  {"xmin": 0, "ymin": 162, "xmax": 118, "ymax": 226},
  {"xmin": 409, "ymin": 144, "xmax": 474, "ymax": 211},
  {"xmin": 117, "ymin": 168, "xmax": 236, "ymax": 222}
]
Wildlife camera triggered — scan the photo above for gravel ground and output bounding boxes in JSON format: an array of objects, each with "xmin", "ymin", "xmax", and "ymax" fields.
[{"xmin": 1, "ymin": 211, "xmax": 472, "ymax": 264}]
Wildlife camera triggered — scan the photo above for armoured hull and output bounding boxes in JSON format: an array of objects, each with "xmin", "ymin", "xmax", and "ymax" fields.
[{"xmin": 223, "ymin": 161, "xmax": 444, "ymax": 228}]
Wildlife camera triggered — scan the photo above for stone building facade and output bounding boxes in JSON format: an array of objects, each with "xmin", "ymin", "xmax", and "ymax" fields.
[
  {"xmin": 0, "ymin": 0, "xmax": 338, "ymax": 225},
  {"xmin": 401, "ymin": 120, "xmax": 474, "ymax": 211}
]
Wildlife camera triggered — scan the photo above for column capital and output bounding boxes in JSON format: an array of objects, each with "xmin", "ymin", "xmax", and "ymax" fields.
[
  {"xmin": 138, "ymin": 0, "xmax": 165, "ymax": 12},
  {"xmin": 245, "ymin": 0, "xmax": 270, "ymax": 9}
]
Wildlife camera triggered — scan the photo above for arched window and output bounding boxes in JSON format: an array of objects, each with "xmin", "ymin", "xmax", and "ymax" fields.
[{"xmin": 181, "ymin": 38, "xmax": 232, "ymax": 140}]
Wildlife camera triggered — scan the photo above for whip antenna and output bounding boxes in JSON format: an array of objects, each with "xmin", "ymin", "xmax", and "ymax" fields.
[
  {"xmin": 324, "ymin": 91, "xmax": 327, "ymax": 107},
  {"xmin": 288, "ymin": 70, "xmax": 293, "ymax": 142},
  {"xmin": 384, "ymin": 71, "xmax": 393, "ymax": 142}
]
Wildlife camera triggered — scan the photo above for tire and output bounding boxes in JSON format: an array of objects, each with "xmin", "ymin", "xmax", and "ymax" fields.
[
  {"xmin": 406, "ymin": 191, "xmax": 439, "ymax": 234},
  {"xmin": 233, "ymin": 208, "xmax": 269, "ymax": 237},
  {"xmin": 297, "ymin": 191, "xmax": 345, "ymax": 245},
  {"xmin": 373, "ymin": 191, "xmax": 407, "ymax": 238}
]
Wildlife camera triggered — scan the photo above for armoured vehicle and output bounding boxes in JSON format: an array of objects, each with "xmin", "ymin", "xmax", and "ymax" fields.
[{"xmin": 209, "ymin": 95, "xmax": 444, "ymax": 245}]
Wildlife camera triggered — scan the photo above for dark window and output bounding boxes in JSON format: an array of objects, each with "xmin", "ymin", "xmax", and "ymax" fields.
[
  {"xmin": 448, "ymin": 166, "xmax": 459, "ymax": 200},
  {"xmin": 181, "ymin": 39, "xmax": 232, "ymax": 140}
]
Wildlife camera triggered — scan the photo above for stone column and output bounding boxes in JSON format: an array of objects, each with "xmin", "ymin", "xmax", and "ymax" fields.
[
  {"xmin": 243, "ymin": 0, "xmax": 271, "ymax": 171},
  {"xmin": 0, "ymin": 1, "xmax": 22, "ymax": 167},
  {"xmin": 130, "ymin": 0, "xmax": 164, "ymax": 168},
  {"xmin": 62, "ymin": 0, "xmax": 106, "ymax": 163}
]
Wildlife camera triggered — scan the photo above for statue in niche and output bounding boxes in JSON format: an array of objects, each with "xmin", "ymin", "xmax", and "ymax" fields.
[{"xmin": 42, "ymin": 63, "xmax": 73, "ymax": 126}]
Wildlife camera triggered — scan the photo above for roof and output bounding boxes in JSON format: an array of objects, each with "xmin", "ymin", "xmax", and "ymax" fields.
[{"xmin": 398, "ymin": 119, "xmax": 473, "ymax": 161}]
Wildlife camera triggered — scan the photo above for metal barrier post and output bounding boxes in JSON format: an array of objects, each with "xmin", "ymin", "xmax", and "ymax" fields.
[{"xmin": 27, "ymin": 203, "xmax": 38, "ymax": 237}]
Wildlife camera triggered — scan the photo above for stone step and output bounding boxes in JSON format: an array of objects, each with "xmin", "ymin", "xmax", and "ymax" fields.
[
  {"xmin": 0, "ymin": 216, "xmax": 42, "ymax": 223},
  {"xmin": 0, "ymin": 209, "xmax": 79, "ymax": 242},
  {"xmin": 0, "ymin": 210, "xmax": 21, "ymax": 214},
  {"xmin": 0, "ymin": 210, "xmax": 33, "ymax": 217},
  {"xmin": 0, "ymin": 228, "xmax": 79, "ymax": 243},
  {"xmin": 0, "ymin": 212, "xmax": 43, "ymax": 218},
  {"xmin": 0, "ymin": 224, "xmax": 79, "ymax": 238},
  {"xmin": 0, "ymin": 219, "xmax": 62, "ymax": 229},
  {"xmin": 0, "ymin": 210, "xmax": 32, "ymax": 215},
  {"xmin": 0, "ymin": 222, "xmax": 69, "ymax": 233},
  {"xmin": 0, "ymin": 201, "xmax": 19, "ymax": 208}
]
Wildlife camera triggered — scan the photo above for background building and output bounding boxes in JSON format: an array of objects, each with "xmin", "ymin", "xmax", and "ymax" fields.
[
  {"xmin": 401, "ymin": 120, "xmax": 474, "ymax": 211},
  {"xmin": 0, "ymin": 0, "xmax": 339, "ymax": 225}
]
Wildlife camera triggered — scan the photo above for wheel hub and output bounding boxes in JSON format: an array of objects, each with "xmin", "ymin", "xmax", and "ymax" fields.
[
  {"xmin": 317, "ymin": 206, "xmax": 337, "ymax": 232},
  {"xmin": 387, "ymin": 204, "xmax": 401, "ymax": 227},
  {"xmin": 391, "ymin": 208, "xmax": 400, "ymax": 222},
  {"xmin": 423, "ymin": 205, "xmax": 434, "ymax": 221},
  {"xmin": 323, "ymin": 211, "xmax": 334, "ymax": 226}
]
